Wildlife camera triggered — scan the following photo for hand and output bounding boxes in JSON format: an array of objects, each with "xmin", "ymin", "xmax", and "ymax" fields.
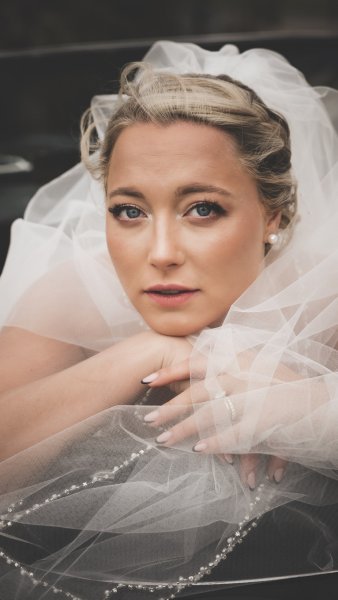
[
  {"xmin": 141, "ymin": 353, "xmax": 306, "ymax": 488},
  {"xmin": 140, "ymin": 331, "xmax": 193, "ymax": 394}
]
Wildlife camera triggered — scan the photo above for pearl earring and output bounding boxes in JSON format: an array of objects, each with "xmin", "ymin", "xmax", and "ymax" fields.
[{"xmin": 267, "ymin": 232, "xmax": 279, "ymax": 245}]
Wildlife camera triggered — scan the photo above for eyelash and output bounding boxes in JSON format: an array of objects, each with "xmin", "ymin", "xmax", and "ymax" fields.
[
  {"xmin": 108, "ymin": 201, "xmax": 226, "ymax": 221},
  {"xmin": 109, "ymin": 204, "xmax": 143, "ymax": 220},
  {"xmin": 189, "ymin": 201, "xmax": 226, "ymax": 218}
]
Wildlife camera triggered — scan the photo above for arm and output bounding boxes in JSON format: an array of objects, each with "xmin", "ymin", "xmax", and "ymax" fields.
[
  {"xmin": 141, "ymin": 355, "xmax": 305, "ymax": 487},
  {"xmin": 0, "ymin": 327, "xmax": 191, "ymax": 460}
]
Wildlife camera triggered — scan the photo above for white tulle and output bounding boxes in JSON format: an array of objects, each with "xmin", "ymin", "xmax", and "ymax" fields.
[{"xmin": 1, "ymin": 41, "xmax": 338, "ymax": 599}]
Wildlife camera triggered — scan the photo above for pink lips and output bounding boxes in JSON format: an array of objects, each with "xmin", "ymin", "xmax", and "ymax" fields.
[{"xmin": 144, "ymin": 284, "xmax": 200, "ymax": 307}]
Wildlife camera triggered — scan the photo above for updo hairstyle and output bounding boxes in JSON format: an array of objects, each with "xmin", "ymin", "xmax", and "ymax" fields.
[{"xmin": 81, "ymin": 63, "xmax": 297, "ymax": 233}]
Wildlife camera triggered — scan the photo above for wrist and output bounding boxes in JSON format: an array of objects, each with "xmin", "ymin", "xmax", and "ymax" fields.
[
  {"xmin": 95, "ymin": 331, "xmax": 166, "ymax": 405},
  {"xmin": 131, "ymin": 330, "xmax": 168, "ymax": 373}
]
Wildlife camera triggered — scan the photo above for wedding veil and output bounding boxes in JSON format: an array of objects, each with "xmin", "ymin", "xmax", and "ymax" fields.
[{"xmin": 1, "ymin": 41, "xmax": 338, "ymax": 599}]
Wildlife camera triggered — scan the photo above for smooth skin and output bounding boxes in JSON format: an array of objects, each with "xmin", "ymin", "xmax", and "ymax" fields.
[
  {"xmin": 106, "ymin": 122, "xmax": 280, "ymax": 336},
  {"xmin": 0, "ymin": 327, "xmax": 192, "ymax": 460},
  {"xmin": 105, "ymin": 121, "xmax": 285, "ymax": 486},
  {"xmin": 0, "ymin": 121, "xmax": 285, "ymax": 485}
]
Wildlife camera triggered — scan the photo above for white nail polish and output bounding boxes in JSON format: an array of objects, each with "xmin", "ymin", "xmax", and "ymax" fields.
[
  {"xmin": 156, "ymin": 431, "xmax": 172, "ymax": 444},
  {"xmin": 142, "ymin": 372, "xmax": 159, "ymax": 384},
  {"xmin": 144, "ymin": 410, "xmax": 160, "ymax": 422},
  {"xmin": 247, "ymin": 471, "xmax": 256, "ymax": 490},
  {"xmin": 193, "ymin": 442, "xmax": 208, "ymax": 452},
  {"xmin": 273, "ymin": 468, "xmax": 284, "ymax": 483},
  {"xmin": 224, "ymin": 454, "xmax": 233, "ymax": 464}
]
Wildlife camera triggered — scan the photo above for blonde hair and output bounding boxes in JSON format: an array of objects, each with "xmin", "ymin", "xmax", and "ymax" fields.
[{"xmin": 81, "ymin": 62, "xmax": 297, "ymax": 231}]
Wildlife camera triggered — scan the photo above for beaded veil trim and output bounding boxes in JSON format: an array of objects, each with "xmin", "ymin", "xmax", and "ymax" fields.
[
  {"xmin": 0, "ymin": 391, "xmax": 272, "ymax": 600},
  {"xmin": 0, "ymin": 448, "xmax": 270, "ymax": 600}
]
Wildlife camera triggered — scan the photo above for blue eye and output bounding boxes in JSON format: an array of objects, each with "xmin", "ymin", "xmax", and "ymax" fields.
[
  {"xmin": 189, "ymin": 201, "xmax": 225, "ymax": 218},
  {"xmin": 195, "ymin": 204, "xmax": 213, "ymax": 216},
  {"xmin": 109, "ymin": 205, "xmax": 144, "ymax": 220},
  {"xmin": 124, "ymin": 207, "xmax": 142, "ymax": 219}
]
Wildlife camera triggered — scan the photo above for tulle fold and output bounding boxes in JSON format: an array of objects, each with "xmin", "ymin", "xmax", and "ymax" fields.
[{"xmin": 1, "ymin": 41, "xmax": 338, "ymax": 598}]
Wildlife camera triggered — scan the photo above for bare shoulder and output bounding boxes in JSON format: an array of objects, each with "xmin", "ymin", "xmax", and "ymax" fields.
[{"xmin": 0, "ymin": 326, "xmax": 85, "ymax": 393}]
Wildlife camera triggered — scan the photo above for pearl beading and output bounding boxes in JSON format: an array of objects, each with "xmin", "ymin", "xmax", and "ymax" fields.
[
  {"xmin": 0, "ymin": 445, "xmax": 153, "ymax": 600},
  {"xmin": 0, "ymin": 459, "xmax": 269, "ymax": 600},
  {"xmin": 0, "ymin": 393, "xmax": 272, "ymax": 599}
]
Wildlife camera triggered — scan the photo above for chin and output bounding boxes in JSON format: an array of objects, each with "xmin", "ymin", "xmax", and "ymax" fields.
[
  {"xmin": 145, "ymin": 315, "xmax": 215, "ymax": 337},
  {"xmin": 155, "ymin": 325, "xmax": 199, "ymax": 337},
  {"xmin": 140, "ymin": 304, "xmax": 229, "ymax": 336}
]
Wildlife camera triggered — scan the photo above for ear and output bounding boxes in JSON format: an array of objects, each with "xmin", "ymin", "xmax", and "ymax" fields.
[{"xmin": 264, "ymin": 211, "xmax": 282, "ymax": 243}]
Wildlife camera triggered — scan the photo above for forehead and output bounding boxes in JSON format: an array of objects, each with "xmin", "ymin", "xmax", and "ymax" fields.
[
  {"xmin": 105, "ymin": 122, "xmax": 263, "ymax": 209},
  {"xmin": 107, "ymin": 121, "xmax": 246, "ymax": 179}
]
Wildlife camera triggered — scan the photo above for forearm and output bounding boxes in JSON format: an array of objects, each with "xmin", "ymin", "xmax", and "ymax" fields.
[{"xmin": 0, "ymin": 332, "xmax": 161, "ymax": 459}]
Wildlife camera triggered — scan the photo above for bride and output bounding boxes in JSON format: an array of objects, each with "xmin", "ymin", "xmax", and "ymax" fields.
[{"xmin": 0, "ymin": 41, "xmax": 338, "ymax": 599}]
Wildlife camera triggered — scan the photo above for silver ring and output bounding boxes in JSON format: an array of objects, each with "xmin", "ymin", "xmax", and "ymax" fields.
[
  {"xmin": 224, "ymin": 397, "xmax": 237, "ymax": 423},
  {"xmin": 214, "ymin": 391, "xmax": 226, "ymax": 401},
  {"xmin": 214, "ymin": 391, "xmax": 237, "ymax": 423}
]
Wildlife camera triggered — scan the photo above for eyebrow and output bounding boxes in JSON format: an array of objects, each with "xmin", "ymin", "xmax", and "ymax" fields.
[
  {"xmin": 175, "ymin": 184, "xmax": 231, "ymax": 198},
  {"xmin": 108, "ymin": 187, "xmax": 144, "ymax": 200},
  {"xmin": 108, "ymin": 183, "xmax": 231, "ymax": 200}
]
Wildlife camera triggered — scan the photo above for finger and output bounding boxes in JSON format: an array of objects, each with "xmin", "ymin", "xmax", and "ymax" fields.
[
  {"xmin": 267, "ymin": 456, "xmax": 288, "ymax": 483},
  {"xmin": 154, "ymin": 399, "xmax": 225, "ymax": 446},
  {"xmin": 216, "ymin": 454, "xmax": 234, "ymax": 465},
  {"xmin": 143, "ymin": 387, "xmax": 193, "ymax": 427},
  {"xmin": 191, "ymin": 418, "xmax": 250, "ymax": 455},
  {"xmin": 166, "ymin": 379, "xmax": 191, "ymax": 396},
  {"xmin": 238, "ymin": 453, "xmax": 260, "ymax": 490},
  {"xmin": 141, "ymin": 359, "xmax": 191, "ymax": 387},
  {"xmin": 142, "ymin": 355, "xmax": 207, "ymax": 388},
  {"xmin": 144, "ymin": 379, "xmax": 211, "ymax": 427},
  {"xmin": 155, "ymin": 410, "xmax": 202, "ymax": 446},
  {"xmin": 222, "ymin": 453, "xmax": 234, "ymax": 464}
]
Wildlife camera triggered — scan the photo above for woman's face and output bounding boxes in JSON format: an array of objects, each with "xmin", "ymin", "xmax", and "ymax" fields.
[{"xmin": 106, "ymin": 121, "xmax": 280, "ymax": 336}]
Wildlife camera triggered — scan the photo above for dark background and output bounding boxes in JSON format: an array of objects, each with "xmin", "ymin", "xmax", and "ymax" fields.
[
  {"xmin": 1, "ymin": 0, "xmax": 338, "ymax": 50},
  {"xmin": 0, "ymin": 0, "xmax": 338, "ymax": 271},
  {"xmin": 1, "ymin": 3, "xmax": 338, "ymax": 597}
]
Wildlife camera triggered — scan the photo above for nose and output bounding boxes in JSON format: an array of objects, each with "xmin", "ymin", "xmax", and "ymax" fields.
[{"xmin": 147, "ymin": 219, "xmax": 185, "ymax": 270}]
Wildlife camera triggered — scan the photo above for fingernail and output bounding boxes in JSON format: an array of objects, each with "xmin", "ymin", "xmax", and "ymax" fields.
[
  {"xmin": 141, "ymin": 372, "xmax": 159, "ymax": 384},
  {"xmin": 224, "ymin": 454, "xmax": 233, "ymax": 464},
  {"xmin": 247, "ymin": 472, "xmax": 256, "ymax": 490},
  {"xmin": 193, "ymin": 442, "xmax": 208, "ymax": 452},
  {"xmin": 156, "ymin": 431, "xmax": 172, "ymax": 444},
  {"xmin": 273, "ymin": 468, "xmax": 285, "ymax": 483},
  {"xmin": 144, "ymin": 410, "xmax": 160, "ymax": 423}
]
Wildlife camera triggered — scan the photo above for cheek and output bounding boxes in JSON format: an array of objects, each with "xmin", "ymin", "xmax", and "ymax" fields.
[
  {"xmin": 106, "ymin": 224, "xmax": 145, "ymax": 293},
  {"xmin": 197, "ymin": 221, "xmax": 265, "ymax": 291},
  {"xmin": 106, "ymin": 226, "xmax": 129, "ymax": 272},
  {"xmin": 106, "ymin": 229, "xmax": 117, "ymax": 264},
  {"xmin": 201, "ymin": 227, "xmax": 262, "ymax": 267},
  {"xmin": 224, "ymin": 211, "xmax": 266, "ymax": 259}
]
